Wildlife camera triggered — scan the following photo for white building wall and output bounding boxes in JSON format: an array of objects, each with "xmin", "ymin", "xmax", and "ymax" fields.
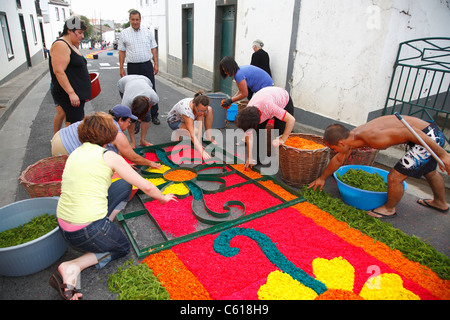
[
  {"xmin": 234, "ymin": 0, "xmax": 295, "ymax": 88},
  {"xmin": 140, "ymin": 0, "xmax": 168, "ymax": 72},
  {"xmin": 166, "ymin": 1, "xmax": 183, "ymax": 60},
  {"xmin": 139, "ymin": 0, "xmax": 450, "ymax": 128},
  {"xmin": 190, "ymin": 0, "xmax": 217, "ymax": 72},
  {"xmin": 43, "ymin": 1, "xmax": 69, "ymax": 43},
  {"xmin": 0, "ymin": 1, "xmax": 24, "ymax": 79},
  {"xmin": 0, "ymin": 0, "xmax": 45, "ymax": 83},
  {"xmin": 290, "ymin": 0, "xmax": 450, "ymax": 127}
]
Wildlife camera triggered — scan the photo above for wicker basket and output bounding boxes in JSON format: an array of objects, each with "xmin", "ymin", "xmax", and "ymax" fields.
[
  {"xmin": 19, "ymin": 155, "xmax": 68, "ymax": 198},
  {"xmin": 279, "ymin": 133, "xmax": 330, "ymax": 187},
  {"xmin": 237, "ymin": 100, "xmax": 248, "ymax": 112},
  {"xmin": 329, "ymin": 147, "xmax": 379, "ymax": 166}
]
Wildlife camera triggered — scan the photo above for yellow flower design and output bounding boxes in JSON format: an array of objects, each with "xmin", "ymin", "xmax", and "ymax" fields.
[
  {"xmin": 258, "ymin": 270, "xmax": 318, "ymax": 300},
  {"xmin": 359, "ymin": 273, "xmax": 420, "ymax": 300},
  {"xmin": 258, "ymin": 257, "xmax": 420, "ymax": 300},
  {"xmin": 145, "ymin": 164, "xmax": 190, "ymax": 196},
  {"xmin": 112, "ymin": 163, "xmax": 190, "ymax": 196}
]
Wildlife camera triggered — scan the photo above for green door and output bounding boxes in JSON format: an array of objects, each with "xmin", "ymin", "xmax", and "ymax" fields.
[
  {"xmin": 219, "ymin": 6, "xmax": 235, "ymax": 95},
  {"xmin": 186, "ymin": 9, "xmax": 193, "ymax": 78}
]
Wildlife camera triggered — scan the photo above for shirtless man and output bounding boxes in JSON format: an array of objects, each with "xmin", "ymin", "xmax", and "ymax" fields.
[{"xmin": 308, "ymin": 115, "xmax": 450, "ymax": 218}]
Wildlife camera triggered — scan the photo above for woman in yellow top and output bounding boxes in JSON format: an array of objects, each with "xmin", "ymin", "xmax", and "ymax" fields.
[{"xmin": 49, "ymin": 112, "xmax": 177, "ymax": 300}]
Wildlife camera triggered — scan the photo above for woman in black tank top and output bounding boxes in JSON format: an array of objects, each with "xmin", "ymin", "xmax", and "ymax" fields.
[{"xmin": 49, "ymin": 16, "xmax": 91, "ymax": 125}]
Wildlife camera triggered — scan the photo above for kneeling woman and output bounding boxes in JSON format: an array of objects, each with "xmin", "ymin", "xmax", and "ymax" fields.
[
  {"xmin": 49, "ymin": 112, "xmax": 176, "ymax": 300},
  {"xmin": 167, "ymin": 91, "xmax": 215, "ymax": 160},
  {"xmin": 236, "ymin": 86, "xmax": 295, "ymax": 169}
]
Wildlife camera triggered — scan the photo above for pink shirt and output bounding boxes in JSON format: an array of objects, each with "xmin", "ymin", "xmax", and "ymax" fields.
[{"xmin": 248, "ymin": 86, "xmax": 289, "ymax": 123}]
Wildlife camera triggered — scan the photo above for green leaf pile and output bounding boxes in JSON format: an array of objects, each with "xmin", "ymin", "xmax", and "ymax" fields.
[
  {"xmin": 0, "ymin": 213, "xmax": 57, "ymax": 248},
  {"xmin": 337, "ymin": 168, "xmax": 388, "ymax": 192},
  {"xmin": 108, "ymin": 260, "xmax": 171, "ymax": 300}
]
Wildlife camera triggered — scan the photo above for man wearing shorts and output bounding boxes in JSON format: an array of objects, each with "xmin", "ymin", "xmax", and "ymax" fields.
[{"xmin": 308, "ymin": 115, "xmax": 450, "ymax": 218}]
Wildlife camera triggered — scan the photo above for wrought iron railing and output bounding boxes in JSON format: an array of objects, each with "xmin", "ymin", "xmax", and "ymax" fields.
[{"xmin": 383, "ymin": 37, "xmax": 450, "ymax": 147}]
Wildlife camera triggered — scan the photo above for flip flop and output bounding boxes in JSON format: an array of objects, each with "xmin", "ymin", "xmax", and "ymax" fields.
[
  {"xmin": 48, "ymin": 273, "xmax": 83, "ymax": 300},
  {"xmin": 367, "ymin": 209, "xmax": 397, "ymax": 219},
  {"xmin": 417, "ymin": 199, "xmax": 449, "ymax": 213}
]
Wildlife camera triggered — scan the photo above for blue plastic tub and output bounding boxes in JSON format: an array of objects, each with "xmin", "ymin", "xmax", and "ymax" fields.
[
  {"xmin": 227, "ymin": 103, "xmax": 238, "ymax": 121},
  {"xmin": 333, "ymin": 165, "xmax": 407, "ymax": 211},
  {"xmin": 0, "ymin": 197, "xmax": 67, "ymax": 277}
]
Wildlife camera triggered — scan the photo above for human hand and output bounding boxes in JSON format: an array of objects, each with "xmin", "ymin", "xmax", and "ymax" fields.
[
  {"xmin": 120, "ymin": 68, "xmax": 126, "ymax": 78},
  {"xmin": 69, "ymin": 92, "xmax": 80, "ymax": 107},
  {"xmin": 307, "ymin": 177, "xmax": 325, "ymax": 191},
  {"xmin": 149, "ymin": 161, "xmax": 162, "ymax": 170},
  {"xmin": 202, "ymin": 149, "xmax": 211, "ymax": 160},
  {"xmin": 441, "ymin": 154, "xmax": 450, "ymax": 175},
  {"xmin": 159, "ymin": 193, "xmax": 177, "ymax": 204},
  {"xmin": 272, "ymin": 138, "xmax": 285, "ymax": 148},
  {"xmin": 221, "ymin": 98, "xmax": 232, "ymax": 109}
]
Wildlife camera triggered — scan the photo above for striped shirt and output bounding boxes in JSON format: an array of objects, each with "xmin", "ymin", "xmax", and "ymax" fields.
[
  {"xmin": 118, "ymin": 26, "xmax": 157, "ymax": 63},
  {"xmin": 59, "ymin": 121, "xmax": 122, "ymax": 154}
]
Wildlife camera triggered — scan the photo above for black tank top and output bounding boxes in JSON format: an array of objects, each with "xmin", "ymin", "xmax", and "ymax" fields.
[{"xmin": 49, "ymin": 39, "xmax": 91, "ymax": 100}]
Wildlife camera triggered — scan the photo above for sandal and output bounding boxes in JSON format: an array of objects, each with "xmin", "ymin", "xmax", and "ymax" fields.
[
  {"xmin": 367, "ymin": 209, "xmax": 397, "ymax": 219},
  {"xmin": 417, "ymin": 199, "xmax": 449, "ymax": 213},
  {"xmin": 49, "ymin": 273, "xmax": 83, "ymax": 300}
]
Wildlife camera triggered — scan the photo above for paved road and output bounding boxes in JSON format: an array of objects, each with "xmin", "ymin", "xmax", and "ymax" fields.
[{"xmin": 0, "ymin": 49, "xmax": 448, "ymax": 300}]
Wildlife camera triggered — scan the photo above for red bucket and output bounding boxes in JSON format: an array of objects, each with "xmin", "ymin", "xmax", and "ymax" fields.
[{"xmin": 89, "ymin": 72, "xmax": 101, "ymax": 100}]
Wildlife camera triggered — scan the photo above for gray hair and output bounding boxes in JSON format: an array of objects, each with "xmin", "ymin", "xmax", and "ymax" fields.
[{"xmin": 253, "ymin": 39, "xmax": 264, "ymax": 49}]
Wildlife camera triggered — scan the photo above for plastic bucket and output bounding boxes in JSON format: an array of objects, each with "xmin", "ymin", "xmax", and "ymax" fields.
[
  {"xmin": 89, "ymin": 72, "xmax": 101, "ymax": 100},
  {"xmin": 333, "ymin": 165, "xmax": 407, "ymax": 210},
  {"xmin": 227, "ymin": 103, "xmax": 238, "ymax": 121},
  {"xmin": 0, "ymin": 197, "xmax": 67, "ymax": 276},
  {"xmin": 206, "ymin": 93, "xmax": 228, "ymax": 129}
]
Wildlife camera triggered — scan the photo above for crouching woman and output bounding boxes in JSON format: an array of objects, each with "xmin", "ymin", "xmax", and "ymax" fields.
[{"xmin": 49, "ymin": 112, "xmax": 176, "ymax": 300}]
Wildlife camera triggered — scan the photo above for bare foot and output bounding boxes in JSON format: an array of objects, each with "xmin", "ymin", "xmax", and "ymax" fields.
[
  {"xmin": 367, "ymin": 206, "xmax": 397, "ymax": 218},
  {"xmin": 417, "ymin": 199, "xmax": 449, "ymax": 213},
  {"xmin": 139, "ymin": 140, "xmax": 153, "ymax": 147},
  {"xmin": 58, "ymin": 262, "xmax": 82, "ymax": 300}
]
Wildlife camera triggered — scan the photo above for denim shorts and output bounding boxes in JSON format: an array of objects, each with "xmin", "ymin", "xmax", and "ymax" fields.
[
  {"xmin": 168, "ymin": 120, "xmax": 182, "ymax": 130},
  {"xmin": 59, "ymin": 179, "xmax": 132, "ymax": 269},
  {"xmin": 61, "ymin": 217, "xmax": 130, "ymax": 269}
]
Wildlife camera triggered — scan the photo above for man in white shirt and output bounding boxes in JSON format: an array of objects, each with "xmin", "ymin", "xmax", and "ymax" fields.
[{"xmin": 119, "ymin": 10, "xmax": 160, "ymax": 125}]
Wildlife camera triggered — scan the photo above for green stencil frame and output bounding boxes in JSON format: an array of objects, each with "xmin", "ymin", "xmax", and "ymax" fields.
[{"xmin": 116, "ymin": 140, "xmax": 305, "ymax": 258}]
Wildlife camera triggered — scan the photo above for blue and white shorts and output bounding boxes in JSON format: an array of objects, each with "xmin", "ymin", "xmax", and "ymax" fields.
[{"xmin": 394, "ymin": 122, "xmax": 445, "ymax": 178}]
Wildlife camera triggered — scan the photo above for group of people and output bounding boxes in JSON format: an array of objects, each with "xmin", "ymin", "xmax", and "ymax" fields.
[
  {"xmin": 47, "ymin": 13, "xmax": 449, "ymax": 301},
  {"xmin": 47, "ymin": 12, "xmax": 172, "ymax": 301},
  {"xmin": 47, "ymin": 12, "xmax": 289, "ymax": 301}
]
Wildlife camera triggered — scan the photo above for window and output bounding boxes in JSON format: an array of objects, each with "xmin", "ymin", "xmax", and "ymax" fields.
[
  {"xmin": 55, "ymin": 7, "xmax": 59, "ymax": 21},
  {"xmin": 0, "ymin": 12, "xmax": 14, "ymax": 60},
  {"xmin": 30, "ymin": 15, "xmax": 37, "ymax": 44},
  {"xmin": 62, "ymin": 8, "xmax": 66, "ymax": 21}
]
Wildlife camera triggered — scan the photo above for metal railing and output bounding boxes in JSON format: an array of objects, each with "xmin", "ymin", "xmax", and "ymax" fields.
[{"xmin": 383, "ymin": 37, "xmax": 450, "ymax": 147}]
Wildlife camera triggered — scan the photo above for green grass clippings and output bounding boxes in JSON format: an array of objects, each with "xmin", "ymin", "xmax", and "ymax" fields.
[
  {"xmin": 337, "ymin": 168, "xmax": 388, "ymax": 192},
  {"xmin": 0, "ymin": 213, "xmax": 57, "ymax": 248},
  {"xmin": 108, "ymin": 260, "xmax": 171, "ymax": 300}
]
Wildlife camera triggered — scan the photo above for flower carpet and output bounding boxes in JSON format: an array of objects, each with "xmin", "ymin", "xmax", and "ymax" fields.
[{"xmin": 114, "ymin": 141, "xmax": 450, "ymax": 300}]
